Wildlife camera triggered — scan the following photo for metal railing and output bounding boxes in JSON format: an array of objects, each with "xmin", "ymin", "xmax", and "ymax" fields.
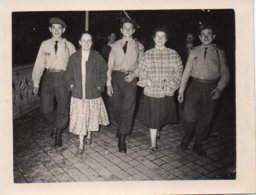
[{"xmin": 13, "ymin": 64, "xmax": 40, "ymax": 120}]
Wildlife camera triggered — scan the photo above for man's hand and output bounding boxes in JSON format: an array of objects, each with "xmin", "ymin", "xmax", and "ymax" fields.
[
  {"xmin": 178, "ymin": 91, "xmax": 184, "ymax": 103},
  {"xmin": 124, "ymin": 73, "xmax": 136, "ymax": 83},
  {"xmin": 33, "ymin": 87, "xmax": 39, "ymax": 95},
  {"xmin": 107, "ymin": 85, "xmax": 114, "ymax": 96},
  {"xmin": 211, "ymin": 88, "xmax": 221, "ymax": 100}
]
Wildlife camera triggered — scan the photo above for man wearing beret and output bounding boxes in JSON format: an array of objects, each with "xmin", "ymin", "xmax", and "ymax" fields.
[
  {"xmin": 32, "ymin": 17, "xmax": 76, "ymax": 147},
  {"xmin": 178, "ymin": 23, "xmax": 230, "ymax": 157},
  {"xmin": 106, "ymin": 17, "xmax": 143, "ymax": 153}
]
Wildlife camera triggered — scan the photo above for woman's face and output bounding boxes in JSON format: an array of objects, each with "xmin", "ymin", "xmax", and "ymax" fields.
[
  {"xmin": 153, "ymin": 31, "xmax": 167, "ymax": 48},
  {"xmin": 79, "ymin": 33, "xmax": 93, "ymax": 51}
]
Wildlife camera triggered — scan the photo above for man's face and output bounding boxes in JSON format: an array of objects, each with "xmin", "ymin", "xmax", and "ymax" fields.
[
  {"xmin": 108, "ymin": 33, "xmax": 116, "ymax": 43},
  {"xmin": 153, "ymin": 31, "xmax": 167, "ymax": 48},
  {"xmin": 49, "ymin": 24, "xmax": 65, "ymax": 39},
  {"xmin": 79, "ymin": 33, "xmax": 93, "ymax": 51},
  {"xmin": 120, "ymin": 22, "xmax": 135, "ymax": 38},
  {"xmin": 199, "ymin": 28, "xmax": 215, "ymax": 46}
]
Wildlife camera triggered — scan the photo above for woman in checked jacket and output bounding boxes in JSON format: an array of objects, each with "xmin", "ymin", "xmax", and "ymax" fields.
[{"xmin": 136, "ymin": 26, "xmax": 183, "ymax": 153}]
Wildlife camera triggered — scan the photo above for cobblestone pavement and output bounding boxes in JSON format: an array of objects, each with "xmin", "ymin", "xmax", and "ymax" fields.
[{"xmin": 13, "ymin": 96, "xmax": 236, "ymax": 183}]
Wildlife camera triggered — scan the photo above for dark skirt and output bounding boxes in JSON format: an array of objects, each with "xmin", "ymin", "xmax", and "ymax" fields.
[{"xmin": 143, "ymin": 95, "xmax": 177, "ymax": 129}]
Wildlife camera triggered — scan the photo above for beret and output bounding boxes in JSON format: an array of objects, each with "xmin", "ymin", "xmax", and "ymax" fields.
[
  {"xmin": 199, "ymin": 23, "xmax": 214, "ymax": 32},
  {"xmin": 49, "ymin": 17, "xmax": 67, "ymax": 28}
]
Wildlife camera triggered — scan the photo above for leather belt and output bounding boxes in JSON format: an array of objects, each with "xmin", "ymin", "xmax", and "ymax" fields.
[
  {"xmin": 46, "ymin": 69, "xmax": 64, "ymax": 72},
  {"xmin": 192, "ymin": 77, "xmax": 218, "ymax": 83},
  {"xmin": 113, "ymin": 69, "xmax": 134, "ymax": 74}
]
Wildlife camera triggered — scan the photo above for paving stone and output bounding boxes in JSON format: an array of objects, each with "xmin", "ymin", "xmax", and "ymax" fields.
[{"xmin": 13, "ymin": 103, "xmax": 236, "ymax": 182}]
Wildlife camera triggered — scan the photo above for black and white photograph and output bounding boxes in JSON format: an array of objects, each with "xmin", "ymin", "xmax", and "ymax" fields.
[{"xmin": 0, "ymin": 0, "xmax": 255, "ymax": 194}]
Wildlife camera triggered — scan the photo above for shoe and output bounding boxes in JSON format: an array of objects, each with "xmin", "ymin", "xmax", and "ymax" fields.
[
  {"xmin": 85, "ymin": 138, "xmax": 92, "ymax": 145},
  {"xmin": 180, "ymin": 133, "xmax": 193, "ymax": 150},
  {"xmin": 193, "ymin": 143, "xmax": 207, "ymax": 157},
  {"xmin": 54, "ymin": 128, "xmax": 62, "ymax": 147},
  {"xmin": 148, "ymin": 146, "xmax": 158, "ymax": 154},
  {"xmin": 50, "ymin": 128, "xmax": 56, "ymax": 138},
  {"xmin": 76, "ymin": 148, "xmax": 84, "ymax": 155},
  {"xmin": 118, "ymin": 134, "xmax": 127, "ymax": 153},
  {"xmin": 118, "ymin": 143, "xmax": 127, "ymax": 153},
  {"xmin": 116, "ymin": 132, "xmax": 120, "ymax": 139},
  {"xmin": 180, "ymin": 138, "xmax": 190, "ymax": 150}
]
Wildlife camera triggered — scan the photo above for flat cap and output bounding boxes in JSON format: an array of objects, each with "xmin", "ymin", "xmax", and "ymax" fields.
[
  {"xmin": 199, "ymin": 23, "xmax": 214, "ymax": 32},
  {"xmin": 121, "ymin": 17, "xmax": 139, "ymax": 28},
  {"xmin": 49, "ymin": 17, "xmax": 67, "ymax": 28}
]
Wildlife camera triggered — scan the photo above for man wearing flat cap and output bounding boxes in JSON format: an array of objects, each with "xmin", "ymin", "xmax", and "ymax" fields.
[
  {"xmin": 106, "ymin": 17, "xmax": 143, "ymax": 153},
  {"xmin": 178, "ymin": 23, "xmax": 230, "ymax": 157},
  {"xmin": 32, "ymin": 17, "xmax": 76, "ymax": 147}
]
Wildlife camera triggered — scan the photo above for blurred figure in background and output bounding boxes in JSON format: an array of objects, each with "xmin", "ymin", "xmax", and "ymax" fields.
[{"xmin": 101, "ymin": 32, "xmax": 117, "ymax": 62}]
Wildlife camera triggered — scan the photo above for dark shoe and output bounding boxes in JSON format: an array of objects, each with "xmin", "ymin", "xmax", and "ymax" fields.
[
  {"xmin": 193, "ymin": 143, "xmax": 207, "ymax": 157},
  {"xmin": 148, "ymin": 146, "xmax": 158, "ymax": 154},
  {"xmin": 76, "ymin": 148, "xmax": 84, "ymax": 155},
  {"xmin": 85, "ymin": 138, "xmax": 92, "ymax": 145},
  {"xmin": 116, "ymin": 132, "xmax": 120, "ymax": 139},
  {"xmin": 50, "ymin": 128, "xmax": 56, "ymax": 138},
  {"xmin": 118, "ymin": 134, "xmax": 127, "ymax": 153},
  {"xmin": 54, "ymin": 128, "xmax": 62, "ymax": 147},
  {"xmin": 118, "ymin": 143, "xmax": 127, "ymax": 153},
  {"xmin": 180, "ymin": 135, "xmax": 191, "ymax": 150},
  {"xmin": 181, "ymin": 142, "xmax": 189, "ymax": 150}
]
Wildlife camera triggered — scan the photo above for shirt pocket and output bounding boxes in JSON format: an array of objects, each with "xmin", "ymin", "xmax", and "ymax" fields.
[
  {"xmin": 191, "ymin": 56, "xmax": 201, "ymax": 74},
  {"xmin": 208, "ymin": 58, "xmax": 220, "ymax": 77}
]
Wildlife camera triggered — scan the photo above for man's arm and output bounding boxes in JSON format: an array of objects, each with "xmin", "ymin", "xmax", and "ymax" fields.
[
  {"xmin": 32, "ymin": 42, "xmax": 45, "ymax": 95},
  {"xmin": 168, "ymin": 52, "xmax": 183, "ymax": 94},
  {"xmin": 211, "ymin": 49, "xmax": 230, "ymax": 99},
  {"xmin": 178, "ymin": 53, "xmax": 193, "ymax": 103},
  {"xmin": 106, "ymin": 47, "xmax": 115, "ymax": 96}
]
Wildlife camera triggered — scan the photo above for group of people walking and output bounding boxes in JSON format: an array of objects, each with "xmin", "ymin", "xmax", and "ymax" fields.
[{"xmin": 32, "ymin": 16, "xmax": 229, "ymax": 157}]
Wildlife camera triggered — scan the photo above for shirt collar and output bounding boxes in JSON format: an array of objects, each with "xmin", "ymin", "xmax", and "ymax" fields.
[
  {"xmin": 121, "ymin": 37, "xmax": 133, "ymax": 43},
  {"xmin": 51, "ymin": 37, "xmax": 63, "ymax": 43},
  {"xmin": 200, "ymin": 44, "xmax": 215, "ymax": 49},
  {"xmin": 155, "ymin": 46, "xmax": 167, "ymax": 50}
]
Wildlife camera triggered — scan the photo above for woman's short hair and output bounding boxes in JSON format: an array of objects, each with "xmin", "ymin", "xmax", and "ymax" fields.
[
  {"xmin": 152, "ymin": 26, "xmax": 169, "ymax": 39},
  {"xmin": 79, "ymin": 30, "xmax": 94, "ymax": 42}
]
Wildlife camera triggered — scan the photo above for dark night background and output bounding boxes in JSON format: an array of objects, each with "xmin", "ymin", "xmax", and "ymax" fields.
[
  {"xmin": 12, "ymin": 10, "xmax": 235, "ymax": 65},
  {"xmin": 12, "ymin": 9, "xmax": 235, "ymax": 95}
]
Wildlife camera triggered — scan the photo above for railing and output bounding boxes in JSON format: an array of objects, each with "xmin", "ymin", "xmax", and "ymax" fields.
[{"xmin": 13, "ymin": 64, "xmax": 40, "ymax": 120}]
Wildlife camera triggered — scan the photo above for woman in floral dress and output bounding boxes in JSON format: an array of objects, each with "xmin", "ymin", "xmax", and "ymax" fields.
[{"xmin": 65, "ymin": 31, "xmax": 109, "ymax": 155}]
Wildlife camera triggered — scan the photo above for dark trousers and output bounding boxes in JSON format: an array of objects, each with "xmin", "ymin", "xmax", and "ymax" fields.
[
  {"xmin": 40, "ymin": 71, "xmax": 70, "ymax": 129},
  {"xmin": 112, "ymin": 71, "xmax": 137, "ymax": 135},
  {"xmin": 183, "ymin": 79, "xmax": 218, "ymax": 143}
]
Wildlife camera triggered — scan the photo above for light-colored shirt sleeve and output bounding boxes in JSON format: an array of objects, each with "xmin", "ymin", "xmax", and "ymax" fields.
[
  {"xmin": 67, "ymin": 41, "xmax": 76, "ymax": 56},
  {"xmin": 216, "ymin": 49, "xmax": 230, "ymax": 91},
  {"xmin": 106, "ymin": 46, "xmax": 116, "ymax": 86},
  {"xmin": 178, "ymin": 52, "xmax": 193, "ymax": 93},
  {"xmin": 32, "ymin": 42, "xmax": 46, "ymax": 88},
  {"xmin": 168, "ymin": 53, "xmax": 183, "ymax": 93}
]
